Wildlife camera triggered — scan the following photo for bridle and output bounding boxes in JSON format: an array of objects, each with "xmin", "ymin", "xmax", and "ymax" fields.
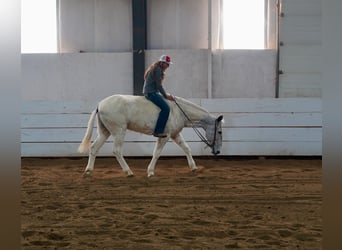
[{"xmin": 174, "ymin": 98, "xmax": 218, "ymax": 150}]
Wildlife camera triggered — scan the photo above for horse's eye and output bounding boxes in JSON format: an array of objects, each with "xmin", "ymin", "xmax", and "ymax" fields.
[{"xmin": 218, "ymin": 131, "xmax": 222, "ymax": 134}]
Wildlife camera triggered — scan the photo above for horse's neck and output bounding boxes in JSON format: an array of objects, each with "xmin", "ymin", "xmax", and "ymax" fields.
[{"xmin": 174, "ymin": 99, "xmax": 211, "ymax": 128}]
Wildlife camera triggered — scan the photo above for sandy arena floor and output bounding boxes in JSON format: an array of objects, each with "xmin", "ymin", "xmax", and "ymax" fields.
[{"xmin": 21, "ymin": 157, "xmax": 321, "ymax": 249}]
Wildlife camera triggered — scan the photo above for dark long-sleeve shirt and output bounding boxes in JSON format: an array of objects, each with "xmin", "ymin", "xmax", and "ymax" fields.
[{"xmin": 142, "ymin": 66, "xmax": 168, "ymax": 98}]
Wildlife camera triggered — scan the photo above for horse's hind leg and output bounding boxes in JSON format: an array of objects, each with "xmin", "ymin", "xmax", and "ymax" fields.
[
  {"xmin": 172, "ymin": 133, "xmax": 197, "ymax": 172},
  {"xmin": 147, "ymin": 137, "xmax": 169, "ymax": 177},
  {"xmin": 84, "ymin": 132, "xmax": 109, "ymax": 176},
  {"xmin": 112, "ymin": 128, "xmax": 134, "ymax": 177}
]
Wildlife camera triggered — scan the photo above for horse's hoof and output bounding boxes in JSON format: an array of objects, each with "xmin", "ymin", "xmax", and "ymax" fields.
[
  {"xmin": 83, "ymin": 171, "xmax": 92, "ymax": 177},
  {"xmin": 192, "ymin": 166, "xmax": 204, "ymax": 173},
  {"xmin": 147, "ymin": 173, "xmax": 154, "ymax": 178},
  {"xmin": 126, "ymin": 170, "xmax": 134, "ymax": 177}
]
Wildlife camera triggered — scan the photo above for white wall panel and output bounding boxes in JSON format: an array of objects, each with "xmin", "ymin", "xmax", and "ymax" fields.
[
  {"xmin": 282, "ymin": 0, "xmax": 321, "ymax": 16},
  {"xmin": 22, "ymin": 49, "xmax": 276, "ymax": 100},
  {"xmin": 58, "ymin": 0, "xmax": 95, "ymax": 52},
  {"xmin": 212, "ymin": 50, "xmax": 277, "ymax": 98},
  {"xmin": 21, "ymin": 141, "xmax": 321, "ymax": 157},
  {"xmin": 279, "ymin": 0, "xmax": 322, "ymax": 97},
  {"xmin": 147, "ymin": 0, "xmax": 208, "ymax": 49},
  {"xmin": 21, "ymin": 53, "xmax": 133, "ymax": 101},
  {"xmin": 59, "ymin": 0, "xmax": 132, "ymax": 52}
]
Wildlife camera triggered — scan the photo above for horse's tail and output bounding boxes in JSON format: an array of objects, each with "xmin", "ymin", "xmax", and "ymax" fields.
[{"xmin": 78, "ymin": 108, "xmax": 98, "ymax": 153}]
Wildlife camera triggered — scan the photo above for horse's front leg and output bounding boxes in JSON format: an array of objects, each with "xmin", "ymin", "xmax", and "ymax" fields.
[
  {"xmin": 172, "ymin": 133, "xmax": 197, "ymax": 172},
  {"xmin": 147, "ymin": 137, "xmax": 169, "ymax": 177}
]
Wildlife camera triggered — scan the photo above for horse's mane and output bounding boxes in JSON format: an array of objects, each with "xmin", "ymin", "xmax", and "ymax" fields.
[{"xmin": 173, "ymin": 96, "xmax": 209, "ymax": 114}]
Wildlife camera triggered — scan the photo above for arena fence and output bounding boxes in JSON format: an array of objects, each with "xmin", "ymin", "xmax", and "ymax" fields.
[{"xmin": 21, "ymin": 98, "xmax": 321, "ymax": 157}]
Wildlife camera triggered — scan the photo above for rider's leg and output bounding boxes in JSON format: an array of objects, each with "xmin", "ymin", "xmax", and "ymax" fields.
[{"xmin": 145, "ymin": 93, "xmax": 170, "ymax": 136}]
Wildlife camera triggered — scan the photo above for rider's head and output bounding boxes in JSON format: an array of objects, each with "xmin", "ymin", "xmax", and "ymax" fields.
[{"xmin": 159, "ymin": 55, "xmax": 173, "ymax": 69}]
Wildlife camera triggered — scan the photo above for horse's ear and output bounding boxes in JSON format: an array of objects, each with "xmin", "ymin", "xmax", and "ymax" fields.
[{"xmin": 217, "ymin": 115, "xmax": 224, "ymax": 122}]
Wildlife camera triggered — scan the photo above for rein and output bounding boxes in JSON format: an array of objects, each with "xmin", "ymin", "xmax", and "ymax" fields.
[{"xmin": 174, "ymin": 98, "xmax": 217, "ymax": 149}]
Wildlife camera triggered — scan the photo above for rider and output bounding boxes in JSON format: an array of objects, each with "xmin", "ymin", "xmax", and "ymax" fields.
[{"xmin": 143, "ymin": 55, "xmax": 175, "ymax": 138}]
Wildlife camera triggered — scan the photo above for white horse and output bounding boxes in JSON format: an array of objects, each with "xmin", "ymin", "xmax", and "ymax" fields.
[{"xmin": 78, "ymin": 94, "xmax": 223, "ymax": 177}]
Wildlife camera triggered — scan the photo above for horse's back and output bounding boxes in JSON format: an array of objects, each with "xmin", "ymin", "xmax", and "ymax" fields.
[
  {"xmin": 100, "ymin": 94, "xmax": 142, "ymax": 105},
  {"xmin": 97, "ymin": 94, "xmax": 160, "ymax": 134},
  {"xmin": 99, "ymin": 94, "xmax": 157, "ymax": 113}
]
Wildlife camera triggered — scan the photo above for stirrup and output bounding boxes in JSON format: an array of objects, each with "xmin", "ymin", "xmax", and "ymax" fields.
[{"xmin": 153, "ymin": 133, "xmax": 168, "ymax": 138}]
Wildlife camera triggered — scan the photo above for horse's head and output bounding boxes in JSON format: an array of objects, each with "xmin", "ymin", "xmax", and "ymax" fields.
[{"xmin": 205, "ymin": 115, "xmax": 224, "ymax": 155}]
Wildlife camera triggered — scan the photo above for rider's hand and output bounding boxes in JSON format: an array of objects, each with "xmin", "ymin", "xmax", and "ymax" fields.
[{"xmin": 167, "ymin": 94, "xmax": 175, "ymax": 101}]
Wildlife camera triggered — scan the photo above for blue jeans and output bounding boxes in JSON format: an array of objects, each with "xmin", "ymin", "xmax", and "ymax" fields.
[{"xmin": 145, "ymin": 93, "xmax": 170, "ymax": 134}]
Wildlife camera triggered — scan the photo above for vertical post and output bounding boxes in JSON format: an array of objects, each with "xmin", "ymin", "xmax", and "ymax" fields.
[
  {"xmin": 275, "ymin": 0, "xmax": 282, "ymax": 98},
  {"xmin": 208, "ymin": 0, "xmax": 212, "ymax": 98},
  {"xmin": 56, "ymin": 0, "xmax": 61, "ymax": 53},
  {"xmin": 132, "ymin": 0, "xmax": 147, "ymax": 95}
]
